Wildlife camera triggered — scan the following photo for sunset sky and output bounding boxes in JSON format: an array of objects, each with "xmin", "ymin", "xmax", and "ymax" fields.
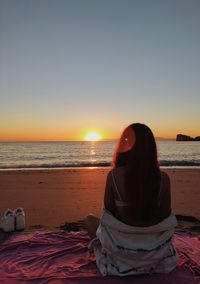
[{"xmin": 0, "ymin": 0, "xmax": 199, "ymax": 141}]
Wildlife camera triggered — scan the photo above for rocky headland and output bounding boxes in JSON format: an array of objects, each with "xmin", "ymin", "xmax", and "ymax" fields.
[{"xmin": 176, "ymin": 134, "xmax": 200, "ymax": 141}]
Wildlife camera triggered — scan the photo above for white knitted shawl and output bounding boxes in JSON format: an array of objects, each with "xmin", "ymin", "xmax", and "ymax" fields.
[{"xmin": 88, "ymin": 208, "xmax": 179, "ymax": 276}]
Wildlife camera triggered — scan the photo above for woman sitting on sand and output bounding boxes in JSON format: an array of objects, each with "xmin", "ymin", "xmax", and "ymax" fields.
[{"xmin": 84, "ymin": 123, "xmax": 179, "ymax": 276}]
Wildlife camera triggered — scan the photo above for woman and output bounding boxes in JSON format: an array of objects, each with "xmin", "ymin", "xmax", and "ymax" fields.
[{"xmin": 84, "ymin": 123, "xmax": 178, "ymax": 276}]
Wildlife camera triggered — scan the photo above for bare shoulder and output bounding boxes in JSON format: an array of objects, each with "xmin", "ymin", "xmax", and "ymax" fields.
[
  {"xmin": 106, "ymin": 169, "xmax": 117, "ymax": 185},
  {"xmin": 112, "ymin": 166, "xmax": 126, "ymax": 176},
  {"xmin": 161, "ymin": 171, "xmax": 170, "ymax": 182},
  {"xmin": 106, "ymin": 170, "xmax": 113, "ymax": 183},
  {"xmin": 159, "ymin": 171, "xmax": 171, "ymax": 217},
  {"xmin": 111, "ymin": 167, "xmax": 127, "ymax": 189},
  {"xmin": 160, "ymin": 171, "xmax": 170, "ymax": 191}
]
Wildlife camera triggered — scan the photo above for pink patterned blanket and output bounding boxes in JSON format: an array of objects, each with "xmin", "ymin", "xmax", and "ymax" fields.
[{"xmin": 0, "ymin": 231, "xmax": 199, "ymax": 283}]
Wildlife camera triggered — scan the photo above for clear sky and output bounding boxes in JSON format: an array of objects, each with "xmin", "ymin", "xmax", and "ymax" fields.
[{"xmin": 0, "ymin": 0, "xmax": 199, "ymax": 141}]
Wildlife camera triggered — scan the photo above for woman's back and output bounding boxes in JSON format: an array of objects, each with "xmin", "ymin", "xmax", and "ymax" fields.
[
  {"xmin": 104, "ymin": 166, "xmax": 171, "ymax": 227},
  {"xmin": 87, "ymin": 123, "xmax": 178, "ymax": 276}
]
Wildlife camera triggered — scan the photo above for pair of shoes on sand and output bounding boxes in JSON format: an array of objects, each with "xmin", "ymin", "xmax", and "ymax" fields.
[{"xmin": 0, "ymin": 208, "xmax": 25, "ymax": 232}]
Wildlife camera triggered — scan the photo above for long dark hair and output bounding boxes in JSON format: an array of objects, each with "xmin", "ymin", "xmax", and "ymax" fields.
[{"xmin": 112, "ymin": 123, "xmax": 161, "ymax": 221}]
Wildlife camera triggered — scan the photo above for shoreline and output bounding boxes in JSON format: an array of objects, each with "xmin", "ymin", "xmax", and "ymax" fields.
[
  {"xmin": 0, "ymin": 168, "xmax": 199, "ymax": 230},
  {"xmin": 0, "ymin": 165, "xmax": 200, "ymax": 171}
]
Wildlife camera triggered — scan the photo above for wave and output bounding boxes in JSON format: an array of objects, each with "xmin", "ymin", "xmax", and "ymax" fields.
[
  {"xmin": 160, "ymin": 160, "xmax": 200, "ymax": 167},
  {"xmin": 0, "ymin": 162, "xmax": 111, "ymax": 169},
  {"xmin": 0, "ymin": 160, "xmax": 200, "ymax": 169}
]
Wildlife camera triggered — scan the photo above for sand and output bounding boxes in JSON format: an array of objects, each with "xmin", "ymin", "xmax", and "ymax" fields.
[{"xmin": 0, "ymin": 168, "xmax": 200, "ymax": 229}]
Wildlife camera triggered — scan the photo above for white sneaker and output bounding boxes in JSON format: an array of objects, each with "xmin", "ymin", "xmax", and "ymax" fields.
[
  {"xmin": 0, "ymin": 209, "xmax": 15, "ymax": 232},
  {"xmin": 14, "ymin": 208, "xmax": 25, "ymax": 231}
]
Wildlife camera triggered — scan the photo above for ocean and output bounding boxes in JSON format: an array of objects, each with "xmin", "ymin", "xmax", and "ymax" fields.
[{"xmin": 0, "ymin": 141, "xmax": 200, "ymax": 169}]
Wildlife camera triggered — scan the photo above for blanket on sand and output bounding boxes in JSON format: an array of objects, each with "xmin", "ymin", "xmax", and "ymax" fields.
[{"xmin": 0, "ymin": 231, "xmax": 199, "ymax": 284}]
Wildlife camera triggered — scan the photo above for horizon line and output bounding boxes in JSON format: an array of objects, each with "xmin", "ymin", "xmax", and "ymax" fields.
[{"xmin": 0, "ymin": 137, "xmax": 175, "ymax": 142}]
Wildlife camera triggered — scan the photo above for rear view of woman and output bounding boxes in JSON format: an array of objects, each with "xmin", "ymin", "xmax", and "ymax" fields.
[{"xmin": 84, "ymin": 123, "xmax": 178, "ymax": 276}]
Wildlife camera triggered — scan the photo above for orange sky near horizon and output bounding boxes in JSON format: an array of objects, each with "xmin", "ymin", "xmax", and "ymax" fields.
[{"xmin": 0, "ymin": 123, "xmax": 199, "ymax": 142}]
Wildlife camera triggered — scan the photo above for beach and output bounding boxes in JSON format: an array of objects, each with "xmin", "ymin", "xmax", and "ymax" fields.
[{"xmin": 0, "ymin": 168, "xmax": 199, "ymax": 229}]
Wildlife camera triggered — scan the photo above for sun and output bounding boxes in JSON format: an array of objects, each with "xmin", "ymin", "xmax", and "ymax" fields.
[{"xmin": 85, "ymin": 132, "xmax": 102, "ymax": 141}]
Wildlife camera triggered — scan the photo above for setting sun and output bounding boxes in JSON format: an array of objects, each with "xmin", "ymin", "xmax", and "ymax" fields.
[{"xmin": 85, "ymin": 132, "xmax": 102, "ymax": 141}]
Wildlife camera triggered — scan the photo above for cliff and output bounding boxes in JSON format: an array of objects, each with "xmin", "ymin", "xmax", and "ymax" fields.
[{"xmin": 176, "ymin": 134, "xmax": 200, "ymax": 141}]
